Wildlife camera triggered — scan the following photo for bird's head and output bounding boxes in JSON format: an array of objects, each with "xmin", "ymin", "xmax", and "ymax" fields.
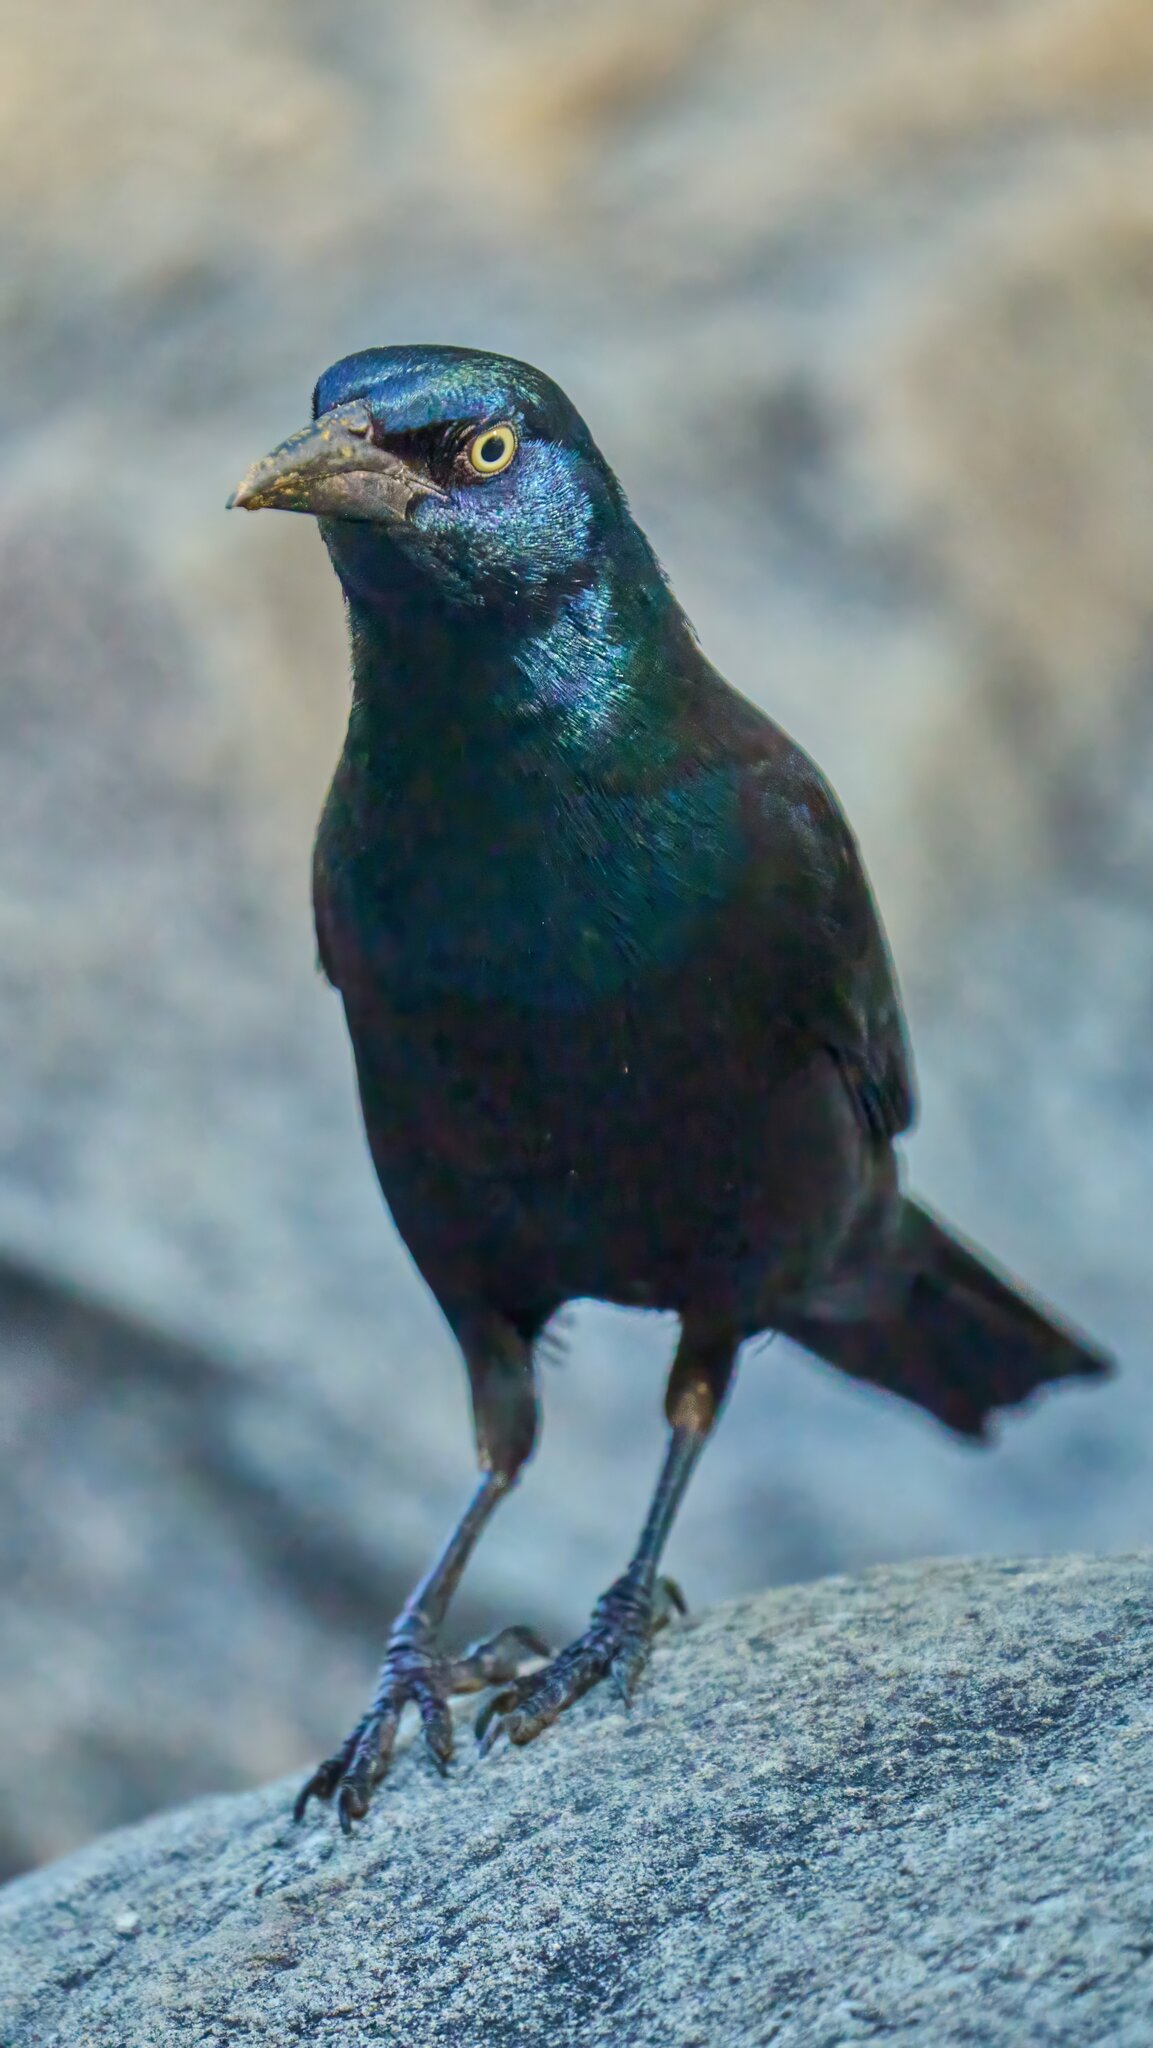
[{"xmin": 229, "ymin": 344, "xmax": 634, "ymax": 615}]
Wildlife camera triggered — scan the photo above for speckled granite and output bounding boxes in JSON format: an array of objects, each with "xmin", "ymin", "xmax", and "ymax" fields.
[{"xmin": 3, "ymin": 1554, "xmax": 1150, "ymax": 2047}]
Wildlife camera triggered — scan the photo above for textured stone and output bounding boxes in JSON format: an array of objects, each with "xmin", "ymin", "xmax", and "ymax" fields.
[
  {"xmin": 2, "ymin": 0, "xmax": 1152, "ymax": 1873},
  {"xmin": 3, "ymin": 1555, "xmax": 1152, "ymax": 2047}
]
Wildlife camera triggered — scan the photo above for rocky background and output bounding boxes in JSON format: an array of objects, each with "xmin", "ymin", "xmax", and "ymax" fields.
[{"xmin": 2, "ymin": 0, "xmax": 1151, "ymax": 1878}]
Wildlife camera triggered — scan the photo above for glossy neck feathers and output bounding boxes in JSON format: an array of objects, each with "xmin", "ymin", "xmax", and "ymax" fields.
[
  {"xmin": 317, "ymin": 512, "xmax": 741, "ymax": 1010},
  {"xmin": 323, "ymin": 512, "xmax": 698, "ymax": 778}
]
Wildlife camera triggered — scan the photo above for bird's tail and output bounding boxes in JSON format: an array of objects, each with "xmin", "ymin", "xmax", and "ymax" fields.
[{"xmin": 776, "ymin": 1199, "xmax": 1112, "ymax": 1438}]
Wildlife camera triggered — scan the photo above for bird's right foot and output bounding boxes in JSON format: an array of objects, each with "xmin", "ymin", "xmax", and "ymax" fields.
[
  {"xmin": 294, "ymin": 1617, "xmax": 548, "ymax": 1832},
  {"xmin": 474, "ymin": 1568, "xmax": 685, "ymax": 1752}
]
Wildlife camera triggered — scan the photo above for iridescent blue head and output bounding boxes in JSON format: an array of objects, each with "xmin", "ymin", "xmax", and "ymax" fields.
[{"xmin": 230, "ymin": 344, "xmax": 643, "ymax": 619}]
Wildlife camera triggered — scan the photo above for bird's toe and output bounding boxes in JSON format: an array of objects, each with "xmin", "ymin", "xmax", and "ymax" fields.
[
  {"xmin": 414, "ymin": 1685, "xmax": 456, "ymax": 1775},
  {"xmin": 445, "ymin": 1622, "xmax": 551, "ymax": 1694},
  {"xmin": 293, "ymin": 1617, "xmax": 547, "ymax": 1824},
  {"xmin": 475, "ymin": 1570, "xmax": 687, "ymax": 1753}
]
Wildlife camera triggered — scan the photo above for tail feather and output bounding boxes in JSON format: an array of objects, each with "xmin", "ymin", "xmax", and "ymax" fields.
[{"xmin": 777, "ymin": 1200, "xmax": 1113, "ymax": 1439}]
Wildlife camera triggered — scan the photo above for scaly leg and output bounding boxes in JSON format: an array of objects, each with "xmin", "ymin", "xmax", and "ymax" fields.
[
  {"xmin": 476, "ymin": 1319, "xmax": 737, "ymax": 1751},
  {"xmin": 295, "ymin": 1308, "xmax": 544, "ymax": 1831}
]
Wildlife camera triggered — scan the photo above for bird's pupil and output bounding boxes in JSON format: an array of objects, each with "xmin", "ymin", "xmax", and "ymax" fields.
[{"xmin": 480, "ymin": 435, "xmax": 504, "ymax": 465}]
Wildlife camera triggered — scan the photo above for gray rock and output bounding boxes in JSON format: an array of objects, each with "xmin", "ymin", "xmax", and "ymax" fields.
[{"xmin": 3, "ymin": 1553, "xmax": 1151, "ymax": 2048}]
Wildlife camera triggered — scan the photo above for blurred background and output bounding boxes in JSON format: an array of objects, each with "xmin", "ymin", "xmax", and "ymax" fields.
[{"xmin": 2, "ymin": 0, "xmax": 1151, "ymax": 1879}]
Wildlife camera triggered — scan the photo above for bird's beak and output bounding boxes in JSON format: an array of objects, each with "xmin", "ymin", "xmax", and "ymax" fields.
[{"xmin": 227, "ymin": 400, "xmax": 443, "ymax": 522}]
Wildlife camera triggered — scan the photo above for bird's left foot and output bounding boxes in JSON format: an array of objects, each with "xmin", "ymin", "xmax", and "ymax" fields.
[{"xmin": 475, "ymin": 1568, "xmax": 685, "ymax": 1751}]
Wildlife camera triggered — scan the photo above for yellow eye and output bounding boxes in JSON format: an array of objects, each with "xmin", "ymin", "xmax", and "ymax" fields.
[{"xmin": 467, "ymin": 423, "xmax": 518, "ymax": 476}]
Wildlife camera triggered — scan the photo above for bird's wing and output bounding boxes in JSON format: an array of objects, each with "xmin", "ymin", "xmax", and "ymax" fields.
[
  {"xmin": 312, "ymin": 833, "xmax": 340, "ymax": 987},
  {"xmin": 698, "ymin": 681, "xmax": 916, "ymax": 1141}
]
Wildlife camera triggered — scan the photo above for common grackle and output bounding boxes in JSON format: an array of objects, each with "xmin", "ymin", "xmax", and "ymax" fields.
[{"xmin": 230, "ymin": 346, "xmax": 1111, "ymax": 1831}]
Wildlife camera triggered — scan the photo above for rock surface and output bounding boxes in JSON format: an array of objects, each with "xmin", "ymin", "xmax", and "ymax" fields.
[
  {"xmin": 3, "ymin": 0, "xmax": 1153, "ymax": 1871},
  {"xmin": 3, "ymin": 1554, "xmax": 1151, "ymax": 2048}
]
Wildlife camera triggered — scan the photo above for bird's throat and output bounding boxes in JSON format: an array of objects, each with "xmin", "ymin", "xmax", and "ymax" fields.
[{"xmin": 324, "ymin": 567, "xmax": 741, "ymax": 1011}]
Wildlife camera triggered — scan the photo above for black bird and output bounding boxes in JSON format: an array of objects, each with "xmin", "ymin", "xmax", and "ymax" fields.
[{"xmin": 230, "ymin": 344, "xmax": 1111, "ymax": 1830}]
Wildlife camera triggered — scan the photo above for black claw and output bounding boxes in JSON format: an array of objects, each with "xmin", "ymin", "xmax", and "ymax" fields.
[
  {"xmin": 337, "ymin": 1759, "xmax": 373, "ymax": 1833},
  {"xmin": 474, "ymin": 1689, "xmax": 509, "ymax": 1744},
  {"xmin": 337, "ymin": 1787, "xmax": 359, "ymax": 1836},
  {"xmin": 292, "ymin": 1775, "xmax": 320, "ymax": 1824},
  {"xmin": 476, "ymin": 1713, "xmax": 509, "ymax": 1759},
  {"xmin": 293, "ymin": 1741, "xmax": 355, "ymax": 1822},
  {"xmin": 423, "ymin": 1716, "xmax": 454, "ymax": 1776}
]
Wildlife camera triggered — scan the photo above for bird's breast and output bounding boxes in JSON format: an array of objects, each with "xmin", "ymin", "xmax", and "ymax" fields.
[{"xmin": 318, "ymin": 760, "xmax": 743, "ymax": 1014}]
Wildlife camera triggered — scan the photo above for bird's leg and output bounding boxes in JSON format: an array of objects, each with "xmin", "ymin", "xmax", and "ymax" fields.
[
  {"xmin": 477, "ymin": 1321, "xmax": 736, "ymax": 1752},
  {"xmin": 295, "ymin": 1310, "xmax": 544, "ymax": 1831}
]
